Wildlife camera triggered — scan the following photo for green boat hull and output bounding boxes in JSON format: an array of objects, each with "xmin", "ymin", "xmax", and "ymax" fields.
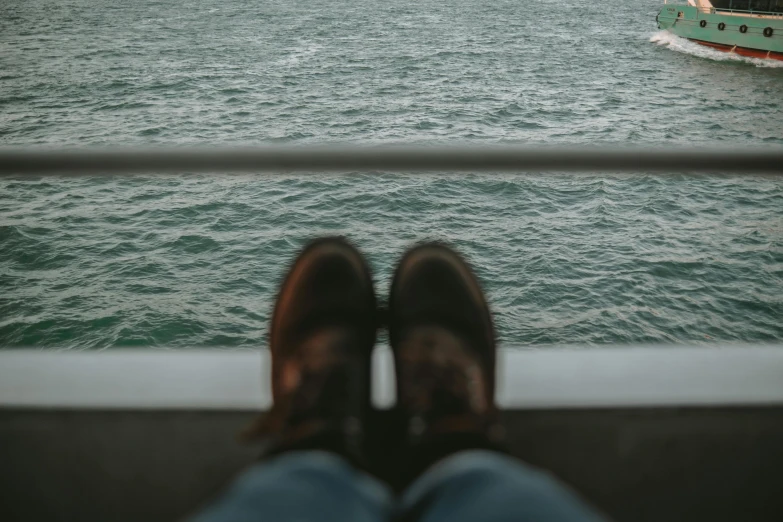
[{"xmin": 657, "ymin": 5, "xmax": 783, "ymax": 59}]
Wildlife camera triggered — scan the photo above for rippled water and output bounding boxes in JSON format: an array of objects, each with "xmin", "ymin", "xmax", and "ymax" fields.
[{"xmin": 1, "ymin": 0, "xmax": 782, "ymax": 349}]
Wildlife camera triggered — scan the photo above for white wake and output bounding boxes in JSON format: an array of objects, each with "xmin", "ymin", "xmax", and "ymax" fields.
[{"xmin": 650, "ymin": 30, "xmax": 783, "ymax": 68}]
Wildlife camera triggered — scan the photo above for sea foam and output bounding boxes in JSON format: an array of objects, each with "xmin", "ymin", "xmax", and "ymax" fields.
[{"xmin": 650, "ymin": 30, "xmax": 783, "ymax": 68}]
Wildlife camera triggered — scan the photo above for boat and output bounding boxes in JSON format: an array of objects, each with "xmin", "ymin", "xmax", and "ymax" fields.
[{"xmin": 656, "ymin": 0, "xmax": 783, "ymax": 61}]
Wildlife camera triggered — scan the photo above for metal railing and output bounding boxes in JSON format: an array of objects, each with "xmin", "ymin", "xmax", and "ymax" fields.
[{"xmin": 1, "ymin": 146, "xmax": 783, "ymax": 176}]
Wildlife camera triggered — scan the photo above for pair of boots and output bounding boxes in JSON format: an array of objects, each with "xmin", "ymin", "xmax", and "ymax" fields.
[{"xmin": 244, "ymin": 237, "xmax": 506, "ymax": 491}]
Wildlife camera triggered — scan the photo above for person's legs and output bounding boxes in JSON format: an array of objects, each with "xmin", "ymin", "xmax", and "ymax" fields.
[
  {"xmin": 192, "ymin": 238, "xmax": 387, "ymax": 521},
  {"xmin": 386, "ymin": 243, "xmax": 606, "ymax": 521},
  {"xmin": 385, "ymin": 243, "xmax": 508, "ymax": 489},
  {"xmin": 193, "ymin": 238, "xmax": 605, "ymax": 522},
  {"xmin": 192, "ymin": 451, "xmax": 392, "ymax": 522},
  {"xmin": 242, "ymin": 237, "xmax": 380, "ymax": 463},
  {"xmin": 399, "ymin": 450, "xmax": 606, "ymax": 522}
]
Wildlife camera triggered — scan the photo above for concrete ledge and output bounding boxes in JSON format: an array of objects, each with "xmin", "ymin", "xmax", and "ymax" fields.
[
  {"xmin": 2, "ymin": 406, "xmax": 783, "ymax": 522},
  {"xmin": 2, "ymin": 345, "xmax": 783, "ymax": 409},
  {"xmin": 2, "ymin": 346, "xmax": 783, "ymax": 522}
]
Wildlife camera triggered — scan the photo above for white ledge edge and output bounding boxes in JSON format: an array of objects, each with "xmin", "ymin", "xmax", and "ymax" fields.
[{"xmin": 1, "ymin": 345, "xmax": 782, "ymax": 410}]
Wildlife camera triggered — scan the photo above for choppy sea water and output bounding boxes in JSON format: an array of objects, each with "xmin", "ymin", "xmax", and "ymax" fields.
[{"xmin": 1, "ymin": 0, "xmax": 781, "ymax": 349}]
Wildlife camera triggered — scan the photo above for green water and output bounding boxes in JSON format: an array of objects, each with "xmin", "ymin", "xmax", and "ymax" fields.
[{"xmin": 1, "ymin": 0, "xmax": 781, "ymax": 349}]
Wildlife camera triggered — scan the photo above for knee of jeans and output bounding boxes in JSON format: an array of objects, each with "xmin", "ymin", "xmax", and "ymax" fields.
[
  {"xmin": 434, "ymin": 450, "xmax": 548, "ymax": 481},
  {"xmin": 406, "ymin": 450, "xmax": 562, "ymax": 500},
  {"xmin": 235, "ymin": 451, "xmax": 393, "ymax": 505},
  {"xmin": 403, "ymin": 451, "xmax": 606, "ymax": 522},
  {"xmin": 231, "ymin": 451, "xmax": 351, "ymax": 492}
]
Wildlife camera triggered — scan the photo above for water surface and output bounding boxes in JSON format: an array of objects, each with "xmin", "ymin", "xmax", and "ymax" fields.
[{"xmin": 1, "ymin": 0, "xmax": 781, "ymax": 348}]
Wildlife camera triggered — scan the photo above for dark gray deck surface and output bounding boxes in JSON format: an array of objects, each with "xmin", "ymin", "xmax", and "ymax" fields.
[{"xmin": 2, "ymin": 406, "xmax": 783, "ymax": 522}]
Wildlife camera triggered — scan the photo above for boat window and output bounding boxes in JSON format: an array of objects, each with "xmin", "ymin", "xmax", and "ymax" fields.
[
  {"xmin": 730, "ymin": 0, "xmax": 750, "ymax": 10},
  {"xmin": 712, "ymin": 0, "xmax": 783, "ymax": 11}
]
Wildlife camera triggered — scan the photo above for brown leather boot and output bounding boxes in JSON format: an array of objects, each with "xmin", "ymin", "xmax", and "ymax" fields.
[
  {"xmin": 243, "ymin": 237, "xmax": 378, "ymax": 467},
  {"xmin": 388, "ymin": 242, "xmax": 506, "ymax": 489}
]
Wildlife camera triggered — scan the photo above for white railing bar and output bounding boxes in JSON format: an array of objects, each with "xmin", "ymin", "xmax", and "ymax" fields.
[{"xmin": 1, "ymin": 146, "xmax": 783, "ymax": 175}]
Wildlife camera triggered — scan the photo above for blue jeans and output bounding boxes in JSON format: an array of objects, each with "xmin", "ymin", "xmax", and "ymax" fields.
[{"xmin": 192, "ymin": 450, "xmax": 606, "ymax": 522}]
